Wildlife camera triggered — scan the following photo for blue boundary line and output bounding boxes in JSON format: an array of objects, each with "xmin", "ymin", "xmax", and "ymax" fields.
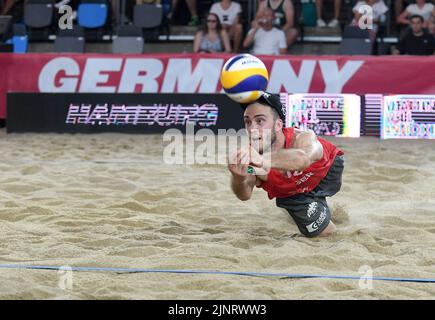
[{"xmin": 0, "ymin": 264, "xmax": 434, "ymax": 284}]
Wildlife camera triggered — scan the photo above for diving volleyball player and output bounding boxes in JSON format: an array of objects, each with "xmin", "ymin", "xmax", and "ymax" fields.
[{"xmin": 228, "ymin": 93, "xmax": 344, "ymax": 237}]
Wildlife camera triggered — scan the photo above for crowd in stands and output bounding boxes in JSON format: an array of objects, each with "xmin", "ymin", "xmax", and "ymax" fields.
[
  {"xmin": 193, "ymin": 11, "xmax": 232, "ymax": 53},
  {"xmin": 0, "ymin": 0, "xmax": 434, "ymax": 55}
]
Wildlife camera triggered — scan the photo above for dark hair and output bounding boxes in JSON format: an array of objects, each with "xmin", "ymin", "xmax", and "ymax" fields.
[
  {"xmin": 409, "ymin": 14, "xmax": 424, "ymax": 23},
  {"xmin": 255, "ymin": 99, "xmax": 281, "ymax": 122},
  {"xmin": 201, "ymin": 13, "xmax": 223, "ymax": 35},
  {"xmin": 240, "ymin": 93, "xmax": 285, "ymax": 122}
]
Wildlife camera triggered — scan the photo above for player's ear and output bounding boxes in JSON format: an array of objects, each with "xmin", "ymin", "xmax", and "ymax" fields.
[{"xmin": 275, "ymin": 118, "xmax": 283, "ymax": 132}]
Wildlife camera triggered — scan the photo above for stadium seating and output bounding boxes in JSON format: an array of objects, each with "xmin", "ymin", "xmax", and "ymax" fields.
[
  {"xmin": 6, "ymin": 24, "xmax": 28, "ymax": 53},
  {"xmin": 77, "ymin": 0, "xmax": 109, "ymax": 28},
  {"xmin": 0, "ymin": 44, "xmax": 13, "ymax": 52},
  {"xmin": 133, "ymin": 4, "xmax": 163, "ymax": 41},
  {"xmin": 77, "ymin": 0, "xmax": 109, "ymax": 41},
  {"xmin": 339, "ymin": 26, "xmax": 373, "ymax": 55},
  {"xmin": 0, "ymin": 15, "xmax": 13, "ymax": 42},
  {"xmin": 0, "ymin": 0, "xmax": 402, "ymax": 54},
  {"xmin": 24, "ymin": 0, "xmax": 55, "ymax": 41},
  {"xmin": 54, "ymin": 26, "xmax": 85, "ymax": 52},
  {"xmin": 112, "ymin": 24, "xmax": 144, "ymax": 53},
  {"xmin": 24, "ymin": 0, "xmax": 54, "ymax": 28}
]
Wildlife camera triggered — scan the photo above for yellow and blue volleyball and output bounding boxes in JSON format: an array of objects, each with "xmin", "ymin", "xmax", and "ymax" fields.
[{"xmin": 220, "ymin": 54, "xmax": 269, "ymax": 104}]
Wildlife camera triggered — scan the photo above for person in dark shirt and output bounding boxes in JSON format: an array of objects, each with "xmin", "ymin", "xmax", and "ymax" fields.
[
  {"xmin": 429, "ymin": 16, "xmax": 435, "ymax": 37},
  {"xmin": 395, "ymin": 14, "xmax": 435, "ymax": 55},
  {"xmin": 1, "ymin": 0, "xmax": 25, "ymax": 24}
]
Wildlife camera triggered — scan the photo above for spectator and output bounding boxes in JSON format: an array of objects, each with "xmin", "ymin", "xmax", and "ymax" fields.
[
  {"xmin": 1, "ymin": 0, "xmax": 13, "ymax": 15},
  {"xmin": 394, "ymin": 14, "xmax": 434, "ymax": 55},
  {"xmin": 255, "ymin": 0, "xmax": 298, "ymax": 47},
  {"xmin": 394, "ymin": 0, "xmax": 411, "ymax": 22},
  {"xmin": 1, "ymin": 0, "xmax": 24, "ymax": 23},
  {"xmin": 135, "ymin": 0, "xmax": 162, "ymax": 21},
  {"xmin": 315, "ymin": 0, "xmax": 342, "ymax": 27},
  {"xmin": 352, "ymin": 0, "xmax": 388, "ymax": 35},
  {"xmin": 193, "ymin": 12, "xmax": 231, "ymax": 53},
  {"xmin": 397, "ymin": 0, "xmax": 435, "ymax": 29},
  {"xmin": 210, "ymin": 0, "xmax": 243, "ymax": 53},
  {"xmin": 172, "ymin": 0, "xmax": 198, "ymax": 26},
  {"xmin": 429, "ymin": 15, "xmax": 435, "ymax": 36},
  {"xmin": 1, "ymin": 0, "xmax": 19, "ymax": 15},
  {"xmin": 243, "ymin": 8, "xmax": 287, "ymax": 55}
]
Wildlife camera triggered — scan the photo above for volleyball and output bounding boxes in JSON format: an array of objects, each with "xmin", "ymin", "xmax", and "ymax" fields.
[{"xmin": 220, "ymin": 54, "xmax": 269, "ymax": 104}]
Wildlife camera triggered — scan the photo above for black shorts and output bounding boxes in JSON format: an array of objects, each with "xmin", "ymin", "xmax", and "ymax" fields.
[{"xmin": 276, "ymin": 155, "xmax": 344, "ymax": 237}]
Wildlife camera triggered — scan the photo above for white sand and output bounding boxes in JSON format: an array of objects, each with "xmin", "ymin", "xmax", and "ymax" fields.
[{"xmin": 0, "ymin": 129, "xmax": 434, "ymax": 299}]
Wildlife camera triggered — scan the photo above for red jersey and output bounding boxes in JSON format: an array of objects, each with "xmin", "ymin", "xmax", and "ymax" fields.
[{"xmin": 258, "ymin": 127, "xmax": 344, "ymax": 199}]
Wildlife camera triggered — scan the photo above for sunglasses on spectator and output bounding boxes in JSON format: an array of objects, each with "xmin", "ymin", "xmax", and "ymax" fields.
[{"xmin": 207, "ymin": 19, "xmax": 218, "ymax": 23}]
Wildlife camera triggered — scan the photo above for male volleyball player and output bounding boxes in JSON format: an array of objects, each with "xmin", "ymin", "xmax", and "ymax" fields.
[{"xmin": 228, "ymin": 93, "xmax": 344, "ymax": 237}]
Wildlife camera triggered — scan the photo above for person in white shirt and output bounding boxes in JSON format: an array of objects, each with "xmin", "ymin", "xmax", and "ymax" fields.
[
  {"xmin": 243, "ymin": 8, "xmax": 287, "ymax": 55},
  {"xmin": 352, "ymin": 0, "xmax": 389, "ymax": 34},
  {"xmin": 255, "ymin": 0, "xmax": 298, "ymax": 47},
  {"xmin": 397, "ymin": 0, "xmax": 435, "ymax": 29},
  {"xmin": 210, "ymin": 0, "xmax": 243, "ymax": 53}
]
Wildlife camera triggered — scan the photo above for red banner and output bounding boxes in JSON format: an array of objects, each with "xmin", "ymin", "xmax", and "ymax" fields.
[{"xmin": 1, "ymin": 53, "xmax": 435, "ymax": 119}]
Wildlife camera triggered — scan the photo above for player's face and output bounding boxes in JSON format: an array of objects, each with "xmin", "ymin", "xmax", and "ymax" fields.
[{"xmin": 244, "ymin": 103, "xmax": 279, "ymax": 153}]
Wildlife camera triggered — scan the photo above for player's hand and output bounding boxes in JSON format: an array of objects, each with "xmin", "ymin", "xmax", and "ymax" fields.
[
  {"xmin": 248, "ymin": 146, "xmax": 270, "ymax": 176},
  {"xmin": 248, "ymin": 145, "xmax": 263, "ymax": 168},
  {"xmin": 227, "ymin": 149, "xmax": 250, "ymax": 178}
]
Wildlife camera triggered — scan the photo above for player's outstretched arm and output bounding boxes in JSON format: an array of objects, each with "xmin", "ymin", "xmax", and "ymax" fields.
[{"xmin": 264, "ymin": 130, "xmax": 324, "ymax": 172}]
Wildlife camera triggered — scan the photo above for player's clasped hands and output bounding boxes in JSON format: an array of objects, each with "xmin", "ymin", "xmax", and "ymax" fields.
[
  {"xmin": 228, "ymin": 149, "xmax": 250, "ymax": 177},
  {"xmin": 228, "ymin": 147, "xmax": 269, "ymax": 177}
]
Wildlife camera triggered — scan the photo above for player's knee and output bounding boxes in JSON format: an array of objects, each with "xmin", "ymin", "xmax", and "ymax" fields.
[
  {"xmin": 302, "ymin": 223, "xmax": 335, "ymax": 238},
  {"xmin": 318, "ymin": 222, "xmax": 336, "ymax": 237},
  {"xmin": 302, "ymin": 211, "xmax": 333, "ymax": 238}
]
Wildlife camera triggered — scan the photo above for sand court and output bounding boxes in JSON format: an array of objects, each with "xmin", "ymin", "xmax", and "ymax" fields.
[{"xmin": 0, "ymin": 129, "xmax": 434, "ymax": 299}]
